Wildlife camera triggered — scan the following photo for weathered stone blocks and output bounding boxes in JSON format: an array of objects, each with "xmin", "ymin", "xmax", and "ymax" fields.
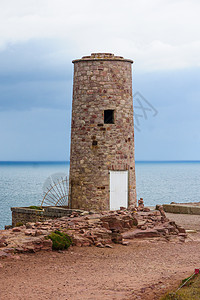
[{"xmin": 69, "ymin": 53, "xmax": 136, "ymax": 211}]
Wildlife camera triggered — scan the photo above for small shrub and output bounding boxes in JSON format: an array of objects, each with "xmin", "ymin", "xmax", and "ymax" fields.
[
  {"xmin": 48, "ymin": 230, "xmax": 72, "ymax": 250},
  {"xmin": 15, "ymin": 222, "xmax": 24, "ymax": 227},
  {"xmin": 181, "ymin": 275, "xmax": 196, "ymax": 287},
  {"xmin": 161, "ymin": 293, "xmax": 181, "ymax": 300},
  {"xmin": 161, "ymin": 274, "xmax": 200, "ymax": 300},
  {"xmin": 29, "ymin": 206, "xmax": 43, "ymax": 210}
]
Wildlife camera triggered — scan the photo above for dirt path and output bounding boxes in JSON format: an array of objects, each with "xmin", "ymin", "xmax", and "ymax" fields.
[
  {"xmin": 166, "ymin": 212, "xmax": 200, "ymax": 231},
  {"xmin": 1, "ymin": 213, "xmax": 200, "ymax": 300}
]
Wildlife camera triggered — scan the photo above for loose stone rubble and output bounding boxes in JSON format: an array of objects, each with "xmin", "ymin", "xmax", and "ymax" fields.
[{"xmin": 0, "ymin": 205, "xmax": 187, "ymax": 259}]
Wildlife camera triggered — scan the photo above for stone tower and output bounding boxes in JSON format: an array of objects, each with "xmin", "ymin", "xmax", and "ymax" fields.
[{"xmin": 69, "ymin": 53, "xmax": 136, "ymax": 211}]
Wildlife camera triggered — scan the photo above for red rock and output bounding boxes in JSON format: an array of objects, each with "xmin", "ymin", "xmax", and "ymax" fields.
[
  {"xmin": 122, "ymin": 229, "xmax": 160, "ymax": 239},
  {"xmin": 21, "ymin": 238, "xmax": 52, "ymax": 253},
  {"xmin": 128, "ymin": 205, "xmax": 136, "ymax": 211},
  {"xmin": 178, "ymin": 233, "xmax": 187, "ymax": 237},
  {"xmin": 101, "ymin": 222, "xmax": 110, "ymax": 230},
  {"xmin": 95, "ymin": 242, "xmax": 104, "ymax": 248},
  {"xmin": 73, "ymin": 236, "xmax": 92, "ymax": 247},
  {"xmin": 24, "ymin": 230, "xmax": 33, "ymax": 236},
  {"xmin": 70, "ymin": 217, "xmax": 84, "ymax": 223},
  {"xmin": 100, "ymin": 215, "xmax": 123, "ymax": 232},
  {"xmin": 40, "ymin": 226, "xmax": 50, "ymax": 230},
  {"xmin": 143, "ymin": 207, "xmax": 150, "ymax": 212},
  {"xmin": 163, "ymin": 224, "xmax": 176, "ymax": 233},
  {"xmin": 141, "ymin": 225, "xmax": 147, "ymax": 230},
  {"xmin": 138, "ymin": 211, "xmax": 154, "ymax": 217},
  {"xmin": 156, "ymin": 205, "xmax": 166, "ymax": 217},
  {"xmin": 120, "ymin": 206, "xmax": 126, "ymax": 210},
  {"xmin": 120, "ymin": 211, "xmax": 127, "ymax": 215},
  {"xmin": 8, "ymin": 255, "xmax": 21, "ymax": 260},
  {"xmin": 148, "ymin": 224, "xmax": 155, "ymax": 228},
  {"xmin": 35, "ymin": 222, "xmax": 42, "ymax": 226},
  {"xmin": 54, "ymin": 224, "xmax": 60, "ymax": 228},
  {"xmin": 111, "ymin": 232, "xmax": 122, "ymax": 244},
  {"xmin": 154, "ymin": 211, "xmax": 161, "ymax": 216},
  {"xmin": 15, "ymin": 247, "xmax": 24, "ymax": 253},
  {"xmin": 0, "ymin": 250, "xmax": 9, "ymax": 258},
  {"xmin": 121, "ymin": 241, "xmax": 130, "ymax": 246},
  {"xmin": 154, "ymin": 227, "xmax": 167, "ymax": 234},
  {"xmin": 3, "ymin": 248, "xmax": 15, "ymax": 254},
  {"xmin": 137, "ymin": 220, "xmax": 146, "ymax": 228},
  {"xmin": 105, "ymin": 244, "xmax": 113, "ymax": 248},
  {"xmin": 121, "ymin": 220, "xmax": 132, "ymax": 229},
  {"xmin": 1, "ymin": 200, "xmax": 184, "ymax": 254},
  {"xmin": 40, "ymin": 239, "xmax": 53, "ymax": 251},
  {"xmin": 22, "ymin": 246, "xmax": 35, "ymax": 252},
  {"xmin": 147, "ymin": 219, "xmax": 153, "ymax": 223},
  {"xmin": 177, "ymin": 226, "xmax": 186, "ymax": 233},
  {"xmin": 12, "ymin": 227, "xmax": 21, "ymax": 232},
  {"xmin": 179, "ymin": 237, "xmax": 185, "ymax": 243},
  {"xmin": 26, "ymin": 223, "xmax": 33, "ymax": 229},
  {"xmin": 0, "ymin": 235, "xmax": 7, "ymax": 241},
  {"xmin": 35, "ymin": 230, "xmax": 44, "ymax": 236},
  {"xmin": 87, "ymin": 214, "xmax": 101, "ymax": 220}
]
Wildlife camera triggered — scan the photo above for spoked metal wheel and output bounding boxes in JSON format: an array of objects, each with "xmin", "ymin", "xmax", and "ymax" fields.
[{"xmin": 41, "ymin": 173, "xmax": 69, "ymax": 207}]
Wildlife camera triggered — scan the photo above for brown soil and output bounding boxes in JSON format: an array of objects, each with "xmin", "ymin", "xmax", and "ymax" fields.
[
  {"xmin": 1, "ymin": 213, "xmax": 200, "ymax": 300},
  {"xmin": 166, "ymin": 212, "xmax": 200, "ymax": 232}
]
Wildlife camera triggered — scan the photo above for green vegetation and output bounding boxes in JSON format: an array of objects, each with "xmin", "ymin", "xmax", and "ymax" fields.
[
  {"xmin": 161, "ymin": 274, "xmax": 200, "ymax": 300},
  {"xmin": 15, "ymin": 222, "xmax": 24, "ymax": 227},
  {"xmin": 47, "ymin": 230, "xmax": 72, "ymax": 250},
  {"xmin": 29, "ymin": 206, "xmax": 43, "ymax": 210}
]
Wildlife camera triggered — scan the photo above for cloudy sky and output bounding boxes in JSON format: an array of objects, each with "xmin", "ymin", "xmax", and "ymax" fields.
[{"xmin": 0, "ymin": 0, "xmax": 200, "ymax": 161}]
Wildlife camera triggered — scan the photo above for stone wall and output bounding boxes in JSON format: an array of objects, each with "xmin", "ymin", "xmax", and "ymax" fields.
[
  {"xmin": 69, "ymin": 53, "xmax": 136, "ymax": 211},
  {"xmin": 163, "ymin": 204, "xmax": 200, "ymax": 215},
  {"xmin": 11, "ymin": 207, "xmax": 82, "ymax": 227}
]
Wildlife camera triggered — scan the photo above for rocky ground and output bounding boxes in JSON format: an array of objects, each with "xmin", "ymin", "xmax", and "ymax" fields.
[
  {"xmin": 0, "ymin": 205, "xmax": 198, "ymax": 300},
  {"xmin": 0, "ymin": 205, "xmax": 186, "ymax": 256}
]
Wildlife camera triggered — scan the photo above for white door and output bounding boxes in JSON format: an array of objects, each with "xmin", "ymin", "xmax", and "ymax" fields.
[{"xmin": 110, "ymin": 171, "xmax": 128, "ymax": 210}]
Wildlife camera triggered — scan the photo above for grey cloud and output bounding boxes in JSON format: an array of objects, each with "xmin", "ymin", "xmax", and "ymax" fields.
[{"xmin": 0, "ymin": 39, "xmax": 73, "ymax": 111}]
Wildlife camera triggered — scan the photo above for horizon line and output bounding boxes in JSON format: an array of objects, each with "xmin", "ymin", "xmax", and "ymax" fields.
[{"xmin": 0, "ymin": 160, "xmax": 200, "ymax": 163}]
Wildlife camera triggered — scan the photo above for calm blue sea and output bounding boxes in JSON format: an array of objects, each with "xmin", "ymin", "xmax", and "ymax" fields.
[{"xmin": 0, "ymin": 161, "xmax": 200, "ymax": 229}]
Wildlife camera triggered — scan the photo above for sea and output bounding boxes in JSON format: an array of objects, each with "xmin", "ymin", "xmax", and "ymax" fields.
[{"xmin": 0, "ymin": 161, "xmax": 200, "ymax": 230}]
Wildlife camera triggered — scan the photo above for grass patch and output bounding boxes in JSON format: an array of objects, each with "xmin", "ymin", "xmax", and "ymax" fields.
[
  {"xmin": 29, "ymin": 206, "xmax": 43, "ymax": 210},
  {"xmin": 161, "ymin": 274, "xmax": 200, "ymax": 300},
  {"xmin": 15, "ymin": 222, "xmax": 24, "ymax": 227},
  {"xmin": 47, "ymin": 230, "xmax": 72, "ymax": 250}
]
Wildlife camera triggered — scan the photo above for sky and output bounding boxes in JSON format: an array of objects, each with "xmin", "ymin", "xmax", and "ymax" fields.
[{"xmin": 0, "ymin": 0, "xmax": 200, "ymax": 161}]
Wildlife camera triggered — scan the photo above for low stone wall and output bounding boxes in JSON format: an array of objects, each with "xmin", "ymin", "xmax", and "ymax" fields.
[
  {"xmin": 163, "ymin": 204, "xmax": 200, "ymax": 215},
  {"xmin": 11, "ymin": 207, "xmax": 83, "ymax": 227}
]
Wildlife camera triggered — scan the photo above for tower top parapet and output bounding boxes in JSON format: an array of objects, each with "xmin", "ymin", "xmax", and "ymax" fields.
[{"xmin": 72, "ymin": 53, "xmax": 133, "ymax": 64}]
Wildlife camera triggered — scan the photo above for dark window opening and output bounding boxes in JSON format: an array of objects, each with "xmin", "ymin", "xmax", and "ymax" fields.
[
  {"xmin": 97, "ymin": 186, "xmax": 105, "ymax": 190},
  {"xmin": 104, "ymin": 110, "xmax": 114, "ymax": 124},
  {"xmin": 92, "ymin": 140, "xmax": 98, "ymax": 146}
]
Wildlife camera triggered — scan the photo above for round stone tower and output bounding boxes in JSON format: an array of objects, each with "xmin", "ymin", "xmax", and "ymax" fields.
[{"xmin": 69, "ymin": 53, "xmax": 136, "ymax": 211}]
